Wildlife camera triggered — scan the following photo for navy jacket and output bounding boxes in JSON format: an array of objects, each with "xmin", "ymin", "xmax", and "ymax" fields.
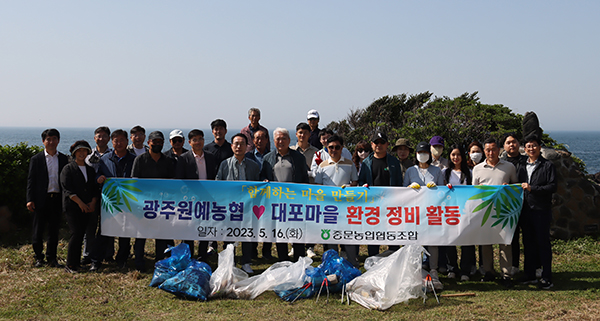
[
  {"xmin": 26, "ymin": 151, "xmax": 69, "ymax": 209},
  {"xmin": 175, "ymin": 150, "xmax": 217, "ymax": 180},
  {"xmin": 518, "ymin": 156, "xmax": 557, "ymax": 211}
]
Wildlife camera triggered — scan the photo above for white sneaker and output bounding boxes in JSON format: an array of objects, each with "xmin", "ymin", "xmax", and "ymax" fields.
[
  {"xmin": 429, "ymin": 269, "xmax": 443, "ymax": 290},
  {"xmin": 447, "ymin": 272, "xmax": 456, "ymax": 279},
  {"xmin": 536, "ymin": 268, "xmax": 543, "ymax": 278},
  {"xmin": 242, "ymin": 263, "xmax": 254, "ymax": 274},
  {"xmin": 207, "ymin": 246, "xmax": 215, "ymax": 255},
  {"xmin": 288, "ymin": 248, "xmax": 294, "ymax": 257},
  {"xmin": 460, "ymin": 275, "xmax": 470, "ymax": 282},
  {"xmin": 306, "ymin": 247, "xmax": 316, "ymax": 258}
]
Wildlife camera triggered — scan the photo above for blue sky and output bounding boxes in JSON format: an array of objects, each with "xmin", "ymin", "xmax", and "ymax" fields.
[{"xmin": 1, "ymin": 1, "xmax": 598, "ymax": 131}]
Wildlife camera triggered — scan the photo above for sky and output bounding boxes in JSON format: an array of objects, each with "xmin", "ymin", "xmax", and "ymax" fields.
[{"xmin": 1, "ymin": 1, "xmax": 598, "ymax": 131}]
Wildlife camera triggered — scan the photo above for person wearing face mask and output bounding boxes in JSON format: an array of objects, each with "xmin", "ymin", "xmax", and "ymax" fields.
[
  {"xmin": 429, "ymin": 136, "xmax": 449, "ymax": 170},
  {"xmin": 131, "ymin": 131, "xmax": 175, "ymax": 272},
  {"xmin": 403, "ymin": 141, "xmax": 445, "ymax": 290},
  {"xmin": 467, "ymin": 141, "xmax": 485, "ymax": 169},
  {"xmin": 391, "ymin": 138, "xmax": 414, "ymax": 175},
  {"xmin": 351, "ymin": 141, "xmax": 372, "ymax": 174}
]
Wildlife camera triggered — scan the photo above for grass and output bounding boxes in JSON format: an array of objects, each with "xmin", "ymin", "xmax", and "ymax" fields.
[{"xmin": 1, "ymin": 231, "xmax": 600, "ymax": 321}]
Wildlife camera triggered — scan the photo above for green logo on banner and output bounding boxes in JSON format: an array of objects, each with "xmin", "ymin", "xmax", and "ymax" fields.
[{"xmin": 321, "ymin": 229, "xmax": 331, "ymax": 240}]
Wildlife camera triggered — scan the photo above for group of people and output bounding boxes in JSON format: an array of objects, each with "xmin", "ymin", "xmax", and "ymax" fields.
[{"xmin": 26, "ymin": 108, "xmax": 557, "ymax": 290}]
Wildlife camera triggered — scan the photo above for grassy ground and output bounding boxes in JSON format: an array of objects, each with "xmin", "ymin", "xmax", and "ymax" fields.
[{"xmin": 1, "ymin": 230, "xmax": 599, "ymax": 321}]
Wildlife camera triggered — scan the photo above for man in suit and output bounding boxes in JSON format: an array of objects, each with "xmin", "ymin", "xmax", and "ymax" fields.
[
  {"xmin": 216, "ymin": 133, "xmax": 261, "ymax": 273},
  {"xmin": 175, "ymin": 129, "xmax": 217, "ymax": 261},
  {"xmin": 26, "ymin": 128, "xmax": 69, "ymax": 268}
]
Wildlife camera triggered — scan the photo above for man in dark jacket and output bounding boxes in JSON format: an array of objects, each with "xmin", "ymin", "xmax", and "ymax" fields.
[
  {"xmin": 26, "ymin": 128, "xmax": 69, "ymax": 268},
  {"xmin": 175, "ymin": 129, "xmax": 217, "ymax": 260},
  {"xmin": 95, "ymin": 129, "xmax": 137, "ymax": 270},
  {"xmin": 358, "ymin": 132, "xmax": 403, "ymax": 257},
  {"xmin": 518, "ymin": 134, "xmax": 557, "ymax": 289},
  {"xmin": 131, "ymin": 131, "xmax": 175, "ymax": 272},
  {"xmin": 261, "ymin": 127, "xmax": 309, "ymax": 261}
]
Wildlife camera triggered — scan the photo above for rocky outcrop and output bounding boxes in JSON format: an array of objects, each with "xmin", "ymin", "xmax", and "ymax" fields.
[{"xmin": 542, "ymin": 148, "xmax": 600, "ymax": 239}]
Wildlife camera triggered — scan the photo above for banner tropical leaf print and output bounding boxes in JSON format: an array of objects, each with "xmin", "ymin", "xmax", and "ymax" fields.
[
  {"xmin": 101, "ymin": 179, "xmax": 141, "ymax": 214},
  {"xmin": 468, "ymin": 185, "xmax": 522, "ymax": 228}
]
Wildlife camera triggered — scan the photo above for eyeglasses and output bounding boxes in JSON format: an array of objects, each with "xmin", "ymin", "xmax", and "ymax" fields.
[{"xmin": 328, "ymin": 145, "xmax": 342, "ymax": 151}]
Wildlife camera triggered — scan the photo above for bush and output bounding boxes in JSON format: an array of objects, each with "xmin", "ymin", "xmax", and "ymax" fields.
[{"xmin": 0, "ymin": 143, "xmax": 44, "ymax": 217}]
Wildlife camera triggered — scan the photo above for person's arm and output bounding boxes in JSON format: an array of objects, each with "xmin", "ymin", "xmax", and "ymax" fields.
[
  {"xmin": 529, "ymin": 162, "xmax": 557, "ymax": 194},
  {"xmin": 26, "ymin": 155, "xmax": 38, "ymax": 212}
]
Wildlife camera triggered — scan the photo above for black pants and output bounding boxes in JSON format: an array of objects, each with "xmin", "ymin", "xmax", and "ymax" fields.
[
  {"xmin": 459, "ymin": 246, "xmax": 476, "ymax": 276},
  {"xmin": 343, "ymin": 245, "xmax": 360, "ymax": 268},
  {"xmin": 184, "ymin": 240, "xmax": 209, "ymax": 261},
  {"xmin": 522, "ymin": 208, "xmax": 553, "ymax": 281},
  {"xmin": 241, "ymin": 242, "xmax": 253, "ymax": 265},
  {"xmin": 276, "ymin": 243, "xmax": 305, "ymax": 261},
  {"xmin": 32, "ymin": 193, "xmax": 62, "ymax": 262},
  {"xmin": 134, "ymin": 238, "xmax": 174, "ymax": 270},
  {"xmin": 65, "ymin": 209, "xmax": 91, "ymax": 269},
  {"xmin": 511, "ymin": 217, "xmax": 522, "ymax": 268},
  {"xmin": 82, "ymin": 210, "xmax": 98, "ymax": 259},
  {"xmin": 368, "ymin": 245, "xmax": 400, "ymax": 257}
]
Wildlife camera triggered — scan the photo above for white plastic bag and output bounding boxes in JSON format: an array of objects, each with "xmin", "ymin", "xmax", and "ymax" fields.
[
  {"xmin": 232, "ymin": 257, "xmax": 312, "ymax": 300},
  {"xmin": 209, "ymin": 243, "xmax": 249, "ymax": 298},
  {"xmin": 346, "ymin": 245, "xmax": 425, "ymax": 310}
]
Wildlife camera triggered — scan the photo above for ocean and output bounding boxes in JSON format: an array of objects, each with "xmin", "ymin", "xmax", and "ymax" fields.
[{"xmin": 1, "ymin": 127, "xmax": 599, "ymax": 174}]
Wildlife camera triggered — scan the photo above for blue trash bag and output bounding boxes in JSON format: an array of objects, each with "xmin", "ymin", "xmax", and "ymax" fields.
[
  {"xmin": 149, "ymin": 243, "xmax": 192, "ymax": 287},
  {"xmin": 158, "ymin": 260, "xmax": 213, "ymax": 301},
  {"xmin": 318, "ymin": 249, "xmax": 362, "ymax": 293},
  {"xmin": 274, "ymin": 267, "xmax": 323, "ymax": 302}
]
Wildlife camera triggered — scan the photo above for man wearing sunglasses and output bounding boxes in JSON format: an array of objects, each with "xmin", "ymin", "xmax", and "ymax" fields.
[
  {"xmin": 314, "ymin": 135, "xmax": 359, "ymax": 267},
  {"xmin": 358, "ymin": 132, "xmax": 403, "ymax": 257},
  {"xmin": 164, "ymin": 129, "xmax": 189, "ymax": 165}
]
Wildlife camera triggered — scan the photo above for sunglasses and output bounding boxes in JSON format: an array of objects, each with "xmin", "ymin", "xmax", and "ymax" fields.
[
  {"xmin": 172, "ymin": 138, "xmax": 184, "ymax": 143},
  {"xmin": 328, "ymin": 145, "xmax": 342, "ymax": 151}
]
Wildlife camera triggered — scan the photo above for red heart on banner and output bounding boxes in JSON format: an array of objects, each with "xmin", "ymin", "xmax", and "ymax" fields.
[{"xmin": 253, "ymin": 205, "xmax": 265, "ymax": 219}]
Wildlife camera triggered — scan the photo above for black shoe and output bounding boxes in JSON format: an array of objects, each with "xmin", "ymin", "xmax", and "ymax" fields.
[
  {"xmin": 80, "ymin": 257, "xmax": 92, "ymax": 265},
  {"xmin": 116, "ymin": 261, "xmax": 126, "ymax": 269},
  {"xmin": 538, "ymin": 278, "xmax": 554, "ymax": 290},
  {"xmin": 135, "ymin": 265, "xmax": 147, "ymax": 273},
  {"xmin": 481, "ymin": 272, "xmax": 496, "ymax": 282},
  {"xmin": 90, "ymin": 262, "xmax": 101, "ymax": 272},
  {"xmin": 517, "ymin": 276, "xmax": 538, "ymax": 285},
  {"xmin": 34, "ymin": 259, "xmax": 45, "ymax": 268},
  {"xmin": 48, "ymin": 260, "xmax": 64, "ymax": 268},
  {"xmin": 500, "ymin": 277, "xmax": 513, "ymax": 288}
]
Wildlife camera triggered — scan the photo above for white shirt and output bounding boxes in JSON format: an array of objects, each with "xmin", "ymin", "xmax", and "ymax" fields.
[
  {"xmin": 314, "ymin": 156, "xmax": 358, "ymax": 187},
  {"xmin": 310, "ymin": 147, "xmax": 353, "ymax": 177},
  {"xmin": 44, "ymin": 150, "xmax": 60, "ymax": 193},
  {"xmin": 193, "ymin": 150, "xmax": 207, "ymax": 180}
]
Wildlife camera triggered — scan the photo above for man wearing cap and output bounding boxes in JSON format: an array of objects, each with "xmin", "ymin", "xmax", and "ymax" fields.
[
  {"xmin": 358, "ymin": 132, "xmax": 403, "ymax": 256},
  {"xmin": 307, "ymin": 109, "xmax": 322, "ymax": 149},
  {"xmin": 26, "ymin": 128, "xmax": 69, "ymax": 268},
  {"xmin": 241, "ymin": 107, "xmax": 270, "ymax": 154},
  {"xmin": 204, "ymin": 119, "xmax": 233, "ymax": 174},
  {"xmin": 131, "ymin": 131, "xmax": 175, "ymax": 272},
  {"xmin": 164, "ymin": 129, "xmax": 188, "ymax": 165},
  {"xmin": 392, "ymin": 138, "xmax": 414, "ymax": 175},
  {"xmin": 127, "ymin": 125, "xmax": 149, "ymax": 156},
  {"xmin": 430, "ymin": 136, "xmax": 449, "ymax": 170}
]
